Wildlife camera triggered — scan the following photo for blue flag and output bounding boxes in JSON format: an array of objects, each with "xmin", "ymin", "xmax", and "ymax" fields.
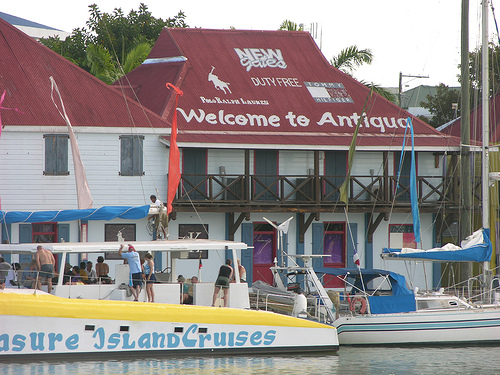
[{"xmin": 408, "ymin": 118, "xmax": 421, "ymax": 244}]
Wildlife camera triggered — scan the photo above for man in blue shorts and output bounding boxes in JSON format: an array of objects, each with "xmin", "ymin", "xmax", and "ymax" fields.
[
  {"xmin": 119, "ymin": 244, "xmax": 143, "ymax": 301},
  {"xmin": 35, "ymin": 245, "xmax": 55, "ymax": 293}
]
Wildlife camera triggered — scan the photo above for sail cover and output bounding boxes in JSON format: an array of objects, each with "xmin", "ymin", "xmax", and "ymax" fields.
[
  {"xmin": 382, "ymin": 228, "xmax": 492, "ymax": 262},
  {"xmin": 0, "ymin": 205, "xmax": 150, "ymax": 224}
]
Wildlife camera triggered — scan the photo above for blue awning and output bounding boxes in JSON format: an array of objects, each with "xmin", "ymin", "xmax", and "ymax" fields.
[
  {"xmin": 315, "ymin": 267, "xmax": 413, "ymax": 296},
  {"xmin": 0, "ymin": 205, "xmax": 150, "ymax": 223}
]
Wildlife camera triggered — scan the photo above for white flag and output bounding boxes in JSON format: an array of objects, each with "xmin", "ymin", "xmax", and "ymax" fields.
[{"xmin": 50, "ymin": 77, "xmax": 93, "ymax": 209}]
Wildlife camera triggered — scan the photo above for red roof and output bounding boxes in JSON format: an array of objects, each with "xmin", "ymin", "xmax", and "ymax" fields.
[
  {"xmin": 0, "ymin": 18, "xmax": 169, "ymax": 129},
  {"xmin": 118, "ymin": 28, "xmax": 461, "ymax": 149},
  {"xmin": 440, "ymin": 94, "xmax": 500, "ymax": 144}
]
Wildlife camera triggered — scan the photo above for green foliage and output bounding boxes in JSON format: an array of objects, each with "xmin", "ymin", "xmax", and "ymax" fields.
[
  {"xmin": 420, "ymin": 84, "xmax": 460, "ymax": 128},
  {"xmin": 42, "ymin": 28, "xmax": 91, "ymax": 71},
  {"xmin": 331, "ymin": 46, "xmax": 373, "ymax": 74},
  {"xmin": 360, "ymin": 81, "xmax": 397, "ymax": 103},
  {"xmin": 464, "ymin": 42, "xmax": 500, "ymax": 105},
  {"xmin": 122, "ymin": 42, "xmax": 152, "ymax": 74},
  {"xmin": 279, "ymin": 20, "xmax": 303, "ymax": 31},
  {"xmin": 40, "ymin": 3, "xmax": 187, "ymax": 81},
  {"xmin": 330, "ymin": 47, "xmax": 393, "ymax": 102},
  {"xmin": 86, "ymin": 43, "xmax": 120, "ymax": 84}
]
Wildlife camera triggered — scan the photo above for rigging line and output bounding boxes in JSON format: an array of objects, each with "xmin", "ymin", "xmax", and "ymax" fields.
[
  {"xmin": 386, "ymin": 123, "xmax": 411, "ymax": 226},
  {"xmin": 95, "ymin": 14, "xmax": 167, "ymax": 203},
  {"xmin": 490, "ymin": 1, "xmax": 500, "ymax": 46},
  {"xmin": 178, "ymin": 180, "xmax": 209, "ymax": 238},
  {"xmin": 403, "ymin": 260, "xmax": 414, "ymax": 290}
]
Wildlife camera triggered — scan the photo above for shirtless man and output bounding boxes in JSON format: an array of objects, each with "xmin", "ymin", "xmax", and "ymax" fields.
[{"xmin": 35, "ymin": 245, "xmax": 55, "ymax": 293}]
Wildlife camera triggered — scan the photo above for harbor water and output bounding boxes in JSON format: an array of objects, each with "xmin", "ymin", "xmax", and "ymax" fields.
[{"xmin": 3, "ymin": 346, "xmax": 499, "ymax": 375}]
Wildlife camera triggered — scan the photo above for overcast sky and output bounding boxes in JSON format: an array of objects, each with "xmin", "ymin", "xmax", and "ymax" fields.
[{"xmin": 2, "ymin": 0, "xmax": 494, "ymax": 89}]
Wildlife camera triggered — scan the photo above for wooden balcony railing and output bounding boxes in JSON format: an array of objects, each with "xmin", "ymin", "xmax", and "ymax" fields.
[{"xmin": 176, "ymin": 174, "xmax": 463, "ymax": 211}]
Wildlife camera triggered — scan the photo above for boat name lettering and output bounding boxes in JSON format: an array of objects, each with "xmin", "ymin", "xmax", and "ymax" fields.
[
  {"xmin": 0, "ymin": 324, "xmax": 276, "ymax": 353},
  {"xmin": 177, "ymin": 108, "xmax": 408, "ymax": 132}
]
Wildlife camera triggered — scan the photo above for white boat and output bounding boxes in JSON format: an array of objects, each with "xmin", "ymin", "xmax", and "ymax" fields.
[
  {"xmin": 260, "ymin": 251, "xmax": 500, "ymax": 346},
  {"xmin": 0, "ymin": 238, "xmax": 339, "ymax": 358}
]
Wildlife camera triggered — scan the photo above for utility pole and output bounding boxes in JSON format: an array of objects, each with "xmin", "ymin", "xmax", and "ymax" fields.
[{"xmin": 398, "ymin": 72, "xmax": 429, "ymax": 107}]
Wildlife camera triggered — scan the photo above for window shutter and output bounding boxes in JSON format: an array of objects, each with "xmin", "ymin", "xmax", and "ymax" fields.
[
  {"xmin": 311, "ymin": 222, "xmax": 323, "ymax": 269},
  {"xmin": 19, "ymin": 224, "xmax": 32, "ymax": 243},
  {"xmin": 120, "ymin": 135, "xmax": 144, "ymax": 176},
  {"xmin": 57, "ymin": 134, "xmax": 69, "ymax": 175},
  {"xmin": 58, "ymin": 224, "xmax": 70, "ymax": 243},
  {"xmin": 45, "ymin": 135, "xmax": 56, "ymax": 175},
  {"xmin": 241, "ymin": 222, "xmax": 253, "ymax": 285},
  {"xmin": 120, "ymin": 136, "xmax": 133, "ymax": 176},
  {"xmin": 132, "ymin": 136, "xmax": 144, "ymax": 175},
  {"xmin": 44, "ymin": 134, "xmax": 69, "ymax": 175}
]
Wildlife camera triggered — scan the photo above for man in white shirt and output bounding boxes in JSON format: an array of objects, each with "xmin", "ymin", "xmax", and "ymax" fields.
[{"xmin": 149, "ymin": 194, "xmax": 167, "ymax": 239}]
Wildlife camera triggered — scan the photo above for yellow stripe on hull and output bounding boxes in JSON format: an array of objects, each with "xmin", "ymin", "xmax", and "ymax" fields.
[{"xmin": 0, "ymin": 291, "xmax": 335, "ymax": 329}]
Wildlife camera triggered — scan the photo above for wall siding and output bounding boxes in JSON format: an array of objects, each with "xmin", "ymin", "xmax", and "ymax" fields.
[{"xmin": 0, "ymin": 130, "xmax": 168, "ymax": 210}]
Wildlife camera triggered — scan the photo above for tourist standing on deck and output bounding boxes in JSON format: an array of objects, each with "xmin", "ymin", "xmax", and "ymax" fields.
[
  {"xmin": 35, "ymin": 245, "xmax": 55, "ymax": 293},
  {"xmin": 119, "ymin": 244, "xmax": 142, "ymax": 301},
  {"xmin": 212, "ymin": 259, "xmax": 233, "ymax": 307},
  {"xmin": 143, "ymin": 253, "xmax": 156, "ymax": 302},
  {"xmin": 237, "ymin": 259, "xmax": 246, "ymax": 283}
]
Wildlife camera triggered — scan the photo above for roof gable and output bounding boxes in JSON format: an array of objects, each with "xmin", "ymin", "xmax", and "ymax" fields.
[
  {"xmin": 0, "ymin": 17, "xmax": 169, "ymax": 129},
  {"xmin": 440, "ymin": 93, "xmax": 500, "ymax": 144},
  {"xmin": 120, "ymin": 28, "xmax": 461, "ymax": 149}
]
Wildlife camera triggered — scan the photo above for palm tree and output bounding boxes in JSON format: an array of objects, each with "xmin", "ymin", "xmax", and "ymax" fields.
[
  {"xmin": 279, "ymin": 21, "xmax": 396, "ymax": 104},
  {"xmin": 86, "ymin": 42, "xmax": 152, "ymax": 84},
  {"xmin": 331, "ymin": 46, "xmax": 396, "ymax": 103},
  {"xmin": 359, "ymin": 81, "xmax": 396, "ymax": 103},
  {"xmin": 279, "ymin": 20, "xmax": 304, "ymax": 31},
  {"xmin": 331, "ymin": 46, "xmax": 373, "ymax": 74}
]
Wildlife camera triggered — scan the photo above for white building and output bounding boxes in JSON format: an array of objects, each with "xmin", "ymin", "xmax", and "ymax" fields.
[{"xmin": 0, "ymin": 20, "xmax": 463, "ymax": 289}]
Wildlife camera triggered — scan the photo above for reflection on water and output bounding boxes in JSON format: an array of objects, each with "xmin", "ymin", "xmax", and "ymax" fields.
[{"xmin": 3, "ymin": 346, "xmax": 499, "ymax": 375}]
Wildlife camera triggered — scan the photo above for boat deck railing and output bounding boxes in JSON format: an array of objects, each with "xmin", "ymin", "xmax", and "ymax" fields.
[
  {"xmin": 440, "ymin": 267, "xmax": 500, "ymax": 305},
  {"xmin": 249, "ymin": 290, "xmax": 334, "ymax": 324}
]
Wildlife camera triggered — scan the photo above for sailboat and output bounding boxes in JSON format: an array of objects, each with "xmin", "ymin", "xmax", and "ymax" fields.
[
  {"xmin": 254, "ymin": 220, "xmax": 500, "ymax": 345},
  {"xmin": 253, "ymin": 1, "xmax": 500, "ymax": 345}
]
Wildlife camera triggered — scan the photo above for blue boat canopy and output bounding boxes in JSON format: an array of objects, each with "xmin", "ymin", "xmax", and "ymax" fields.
[
  {"xmin": 315, "ymin": 267, "xmax": 416, "ymax": 314},
  {"xmin": 0, "ymin": 205, "xmax": 150, "ymax": 223},
  {"xmin": 382, "ymin": 228, "xmax": 492, "ymax": 263}
]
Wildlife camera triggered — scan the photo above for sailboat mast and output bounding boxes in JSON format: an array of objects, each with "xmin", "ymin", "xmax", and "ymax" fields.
[
  {"xmin": 482, "ymin": 0, "xmax": 490, "ymax": 273},
  {"xmin": 461, "ymin": 0, "xmax": 472, "ymax": 280}
]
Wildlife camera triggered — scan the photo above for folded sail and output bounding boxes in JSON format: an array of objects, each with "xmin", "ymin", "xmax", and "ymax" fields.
[{"xmin": 382, "ymin": 228, "xmax": 492, "ymax": 262}]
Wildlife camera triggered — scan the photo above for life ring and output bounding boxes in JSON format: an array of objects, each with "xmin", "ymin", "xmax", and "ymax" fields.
[{"xmin": 349, "ymin": 297, "xmax": 367, "ymax": 314}]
